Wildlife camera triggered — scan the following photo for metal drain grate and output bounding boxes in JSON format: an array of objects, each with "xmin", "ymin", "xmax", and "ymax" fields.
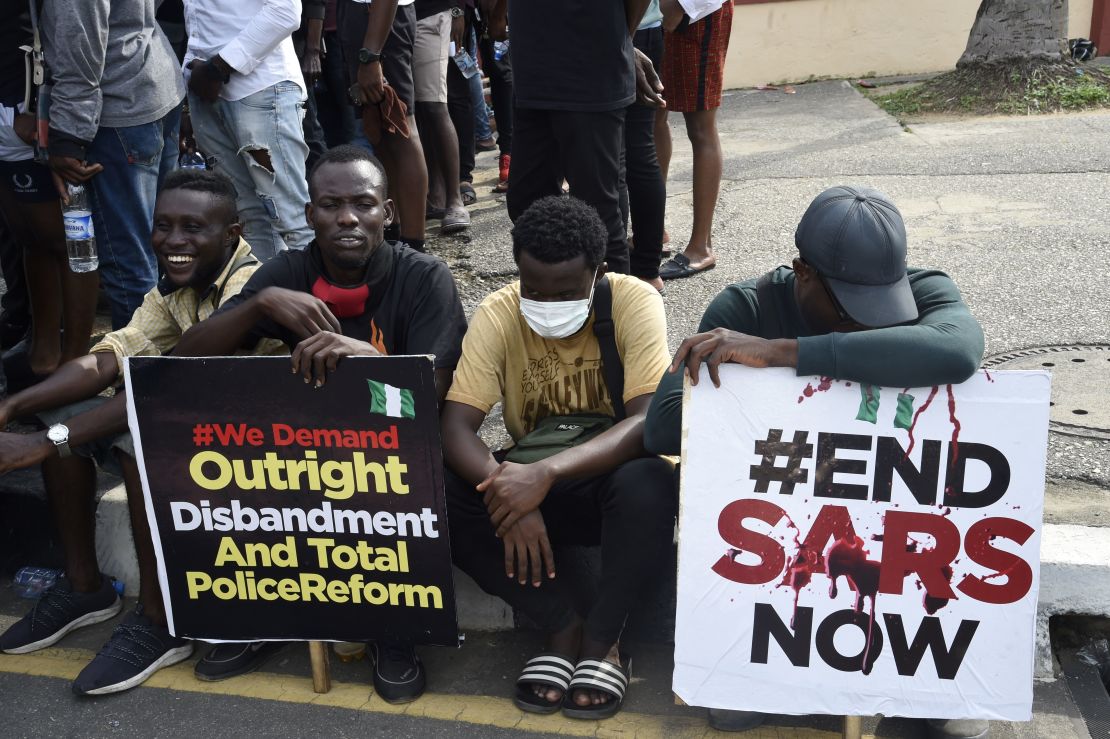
[
  {"xmin": 1059, "ymin": 649, "xmax": 1110, "ymax": 738},
  {"xmin": 983, "ymin": 345, "xmax": 1110, "ymax": 441}
]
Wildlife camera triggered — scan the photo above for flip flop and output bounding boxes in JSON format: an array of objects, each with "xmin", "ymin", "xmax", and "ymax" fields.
[
  {"xmin": 659, "ymin": 253, "xmax": 715, "ymax": 281},
  {"xmin": 562, "ymin": 655, "xmax": 632, "ymax": 720},
  {"xmin": 514, "ymin": 653, "xmax": 574, "ymax": 715},
  {"xmin": 460, "ymin": 182, "xmax": 477, "ymax": 206}
]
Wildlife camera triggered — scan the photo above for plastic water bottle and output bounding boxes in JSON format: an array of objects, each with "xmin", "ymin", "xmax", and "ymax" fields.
[
  {"xmin": 179, "ymin": 150, "xmax": 206, "ymax": 170},
  {"xmin": 12, "ymin": 566, "xmax": 62, "ymax": 599},
  {"xmin": 452, "ymin": 47, "xmax": 479, "ymax": 79},
  {"xmin": 493, "ymin": 40, "xmax": 509, "ymax": 61},
  {"xmin": 63, "ymin": 183, "xmax": 98, "ymax": 273}
]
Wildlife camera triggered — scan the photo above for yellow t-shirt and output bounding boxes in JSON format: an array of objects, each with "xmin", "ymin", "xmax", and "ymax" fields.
[{"xmin": 447, "ymin": 274, "xmax": 670, "ymax": 442}]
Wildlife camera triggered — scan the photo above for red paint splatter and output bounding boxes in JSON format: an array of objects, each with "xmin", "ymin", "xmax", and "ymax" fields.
[
  {"xmin": 827, "ymin": 536, "xmax": 882, "ymax": 674},
  {"xmin": 946, "ymin": 384, "xmax": 962, "ymax": 464},
  {"xmin": 797, "ymin": 376, "xmax": 835, "ymax": 404},
  {"xmin": 904, "ymin": 385, "xmax": 940, "ymax": 457},
  {"xmin": 923, "ymin": 564, "xmax": 955, "ymax": 614}
]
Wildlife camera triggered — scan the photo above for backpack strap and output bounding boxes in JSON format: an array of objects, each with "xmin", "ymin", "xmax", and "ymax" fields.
[
  {"xmin": 755, "ymin": 270, "xmax": 787, "ymax": 341},
  {"xmin": 591, "ymin": 276, "xmax": 626, "ymax": 421},
  {"xmin": 214, "ymin": 251, "xmax": 261, "ymax": 308}
]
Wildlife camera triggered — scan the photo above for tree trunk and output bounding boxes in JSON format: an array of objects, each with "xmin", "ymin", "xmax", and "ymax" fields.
[{"xmin": 957, "ymin": 0, "xmax": 1069, "ymax": 68}]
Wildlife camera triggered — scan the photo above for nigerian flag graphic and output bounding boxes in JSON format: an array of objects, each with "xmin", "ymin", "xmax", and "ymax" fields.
[{"xmin": 368, "ymin": 379, "xmax": 416, "ymax": 419}]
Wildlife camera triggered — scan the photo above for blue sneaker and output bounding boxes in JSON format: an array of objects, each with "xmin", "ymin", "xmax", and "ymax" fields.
[
  {"xmin": 0, "ymin": 575, "xmax": 121, "ymax": 654},
  {"xmin": 72, "ymin": 606, "xmax": 193, "ymax": 695}
]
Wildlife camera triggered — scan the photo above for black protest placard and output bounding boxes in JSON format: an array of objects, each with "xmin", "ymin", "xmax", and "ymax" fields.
[{"xmin": 125, "ymin": 356, "xmax": 457, "ymax": 645}]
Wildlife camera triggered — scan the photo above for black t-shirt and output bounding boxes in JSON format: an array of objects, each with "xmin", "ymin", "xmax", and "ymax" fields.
[
  {"xmin": 508, "ymin": 0, "xmax": 634, "ymax": 112},
  {"xmin": 1, "ymin": 8, "xmax": 30, "ymax": 107},
  {"xmin": 414, "ymin": 0, "xmax": 455, "ymax": 21},
  {"xmin": 220, "ymin": 240, "xmax": 467, "ymax": 369}
]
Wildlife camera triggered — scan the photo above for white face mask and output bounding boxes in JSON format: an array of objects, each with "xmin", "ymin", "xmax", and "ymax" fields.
[{"xmin": 519, "ymin": 270, "xmax": 599, "ymax": 339}]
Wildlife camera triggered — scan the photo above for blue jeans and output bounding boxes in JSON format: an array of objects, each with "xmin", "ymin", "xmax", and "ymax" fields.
[
  {"xmin": 468, "ymin": 29, "xmax": 492, "ymax": 141},
  {"xmin": 86, "ymin": 104, "xmax": 181, "ymax": 329},
  {"xmin": 189, "ymin": 82, "xmax": 313, "ymax": 261}
]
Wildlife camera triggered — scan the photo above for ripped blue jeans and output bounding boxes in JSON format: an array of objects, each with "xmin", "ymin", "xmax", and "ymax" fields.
[{"xmin": 188, "ymin": 82, "xmax": 313, "ymax": 260}]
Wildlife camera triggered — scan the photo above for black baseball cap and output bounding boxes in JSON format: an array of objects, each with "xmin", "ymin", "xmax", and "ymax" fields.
[{"xmin": 794, "ymin": 185, "xmax": 918, "ymax": 328}]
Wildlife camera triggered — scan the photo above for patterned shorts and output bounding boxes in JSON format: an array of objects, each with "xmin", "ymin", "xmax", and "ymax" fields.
[{"xmin": 661, "ymin": 1, "xmax": 734, "ymax": 112}]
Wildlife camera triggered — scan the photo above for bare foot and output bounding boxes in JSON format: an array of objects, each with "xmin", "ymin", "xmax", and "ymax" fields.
[
  {"xmin": 529, "ymin": 619, "xmax": 582, "ymax": 704},
  {"xmin": 637, "ymin": 275, "xmax": 664, "ymax": 293},
  {"xmin": 571, "ymin": 642, "xmax": 622, "ymax": 707}
]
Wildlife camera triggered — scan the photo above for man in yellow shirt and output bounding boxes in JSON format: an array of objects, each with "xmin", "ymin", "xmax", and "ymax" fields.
[
  {"xmin": 0, "ymin": 169, "xmax": 281, "ymax": 695},
  {"xmin": 440, "ymin": 195, "xmax": 676, "ymax": 720}
]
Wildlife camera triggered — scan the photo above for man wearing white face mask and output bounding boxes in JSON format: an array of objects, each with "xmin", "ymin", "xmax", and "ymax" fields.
[{"xmin": 440, "ymin": 195, "xmax": 676, "ymax": 720}]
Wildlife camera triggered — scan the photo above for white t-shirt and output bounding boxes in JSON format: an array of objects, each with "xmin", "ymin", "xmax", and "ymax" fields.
[{"xmin": 182, "ymin": 0, "xmax": 306, "ymax": 102}]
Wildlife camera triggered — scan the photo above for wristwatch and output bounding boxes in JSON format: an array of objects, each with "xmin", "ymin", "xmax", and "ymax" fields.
[
  {"xmin": 450, "ymin": 6, "xmax": 463, "ymax": 17},
  {"xmin": 46, "ymin": 423, "xmax": 71, "ymax": 458},
  {"xmin": 358, "ymin": 48, "xmax": 382, "ymax": 64}
]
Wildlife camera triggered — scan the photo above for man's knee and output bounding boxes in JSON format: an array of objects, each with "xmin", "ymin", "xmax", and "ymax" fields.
[{"xmin": 605, "ymin": 457, "xmax": 678, "ymax": 519}]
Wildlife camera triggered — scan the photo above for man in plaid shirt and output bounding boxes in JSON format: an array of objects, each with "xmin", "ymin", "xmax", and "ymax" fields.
[{"xmin": 0, "ymin": 169, "xmax": 282, "ymax": 696}]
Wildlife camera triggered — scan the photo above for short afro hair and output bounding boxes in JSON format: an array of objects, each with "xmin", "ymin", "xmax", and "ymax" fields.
[
  {"xmin": 307, "ymin": 144, "xmax": 388, "ymax": 199},
  {"xmin": 511, "ymin": 196, "xmax": 606, "ymax": 270},
  {"xmin": 159, "ymin": 168, "xmax": 238, "ymax": 220}
]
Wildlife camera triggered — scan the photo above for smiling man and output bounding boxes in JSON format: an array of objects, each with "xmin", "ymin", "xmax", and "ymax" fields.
[
  {"xmin": 173, "ymin": 144, "xmax": 467, "ymax": 701},
  {"xmin": 0, "ymin": 169, "xmax": 283, "ymax": 695},
  {"xmin": 440, "ymin": 195, "xmax": 676, "ymax": 720}
]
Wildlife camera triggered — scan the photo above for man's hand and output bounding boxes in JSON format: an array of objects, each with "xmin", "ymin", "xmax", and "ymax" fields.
[
  {"xmin": 290, "ymin": 331, "xmax": 380, "ymax": 387},
  {"xmin": 13, "ymin": 114, "xmax": 36, "ymax": 146},
  {"xmin": 186, "ymin": 58, "xmax": 229, "ymax": 104},
  {"xmin": 660, "ymin": 0, "xmax": 685, "ymax": 32},
  {"xmin": 354, "ymin": 61, "xmax": 386, "ymax": 105},
  {"xmin": 301, "ymin": 48, "xmax": 323, "ymax": 86},
  {"xmin": 0, "ymin": 432, "xmax": 53, "ymax": 474},
  {"xmin": 670, "ymin": 329, "xmax": 800, "ymax": 387},
  {"xmin": 451, "ymin": 14, "xmax": 465, "ymax": 50},
  {"xmin": 501, "ymin": 510, "xmax": 555, "ymax": 586},
  {"xmin": 478, "ymin": 460, "xmax": 556, "ymax": 536},
  {"xmin": 48, "ymin": 156, "xmax": 103, "ymax": 200},
  {"xmin": 255, "ymin": 287, "xmax": 342, "ymax": 339},
  {"xmin": 634, "ymin": 48, "xmax": 665, "ymax": 108}
]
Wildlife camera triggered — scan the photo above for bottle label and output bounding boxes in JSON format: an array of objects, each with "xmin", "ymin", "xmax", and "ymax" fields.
[{"xmin": 63, "ymin": 211, "xmax": 94, "ymax": 240}]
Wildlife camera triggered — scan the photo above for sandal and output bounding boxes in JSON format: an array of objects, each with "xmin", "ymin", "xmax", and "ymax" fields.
[
  {"xmin": 513, "ymin": 653, "xmax": 574, "ymax": 715},
  {"xmin": 460, "ymin": 182, "xmax": 477, "ymax": 206},
  {"xmin": 659, "ymin": 253, "xmax": 716, "ymax": 281},
  {"xmin": 562, "ymin": 655, "xmax": 631, "ymax": 720}
]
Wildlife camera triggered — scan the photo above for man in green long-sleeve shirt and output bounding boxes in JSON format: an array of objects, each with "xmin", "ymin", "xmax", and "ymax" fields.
[{"xmin": 644, "ymin": 185, "xmax": 988, "ymax": 739}]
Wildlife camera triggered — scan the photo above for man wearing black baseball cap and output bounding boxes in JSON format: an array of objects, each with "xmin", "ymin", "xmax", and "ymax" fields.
[{"xmin": 644, "ymin": 185, "xmax": 988, "ymax": 739}]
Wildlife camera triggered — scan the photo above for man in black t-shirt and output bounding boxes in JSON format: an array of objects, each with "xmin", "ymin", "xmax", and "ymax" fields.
[
  {"xmin": 175, "ymin": 144, "xmax": 467, "ymax": 701},
  {"xmin": 490, "ymin": 0, "xmax": 662, "ymax": 275}
]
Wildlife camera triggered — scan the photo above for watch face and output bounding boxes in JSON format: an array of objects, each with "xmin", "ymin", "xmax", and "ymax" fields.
[{"xmin": 47, "ymin": 424, "xmax": 68, "ymax": 443}]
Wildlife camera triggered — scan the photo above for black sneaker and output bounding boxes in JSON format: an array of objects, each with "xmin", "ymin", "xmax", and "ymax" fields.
[
  {"xmin": 194, "ymin": 641, "xmax": 286, "ymax": 681},
  {"xmin": 369, "ymin": 640, "xmax": 426, "ymax": 703},
  {"xmin": 72, "ymin": 606, "xmax": 193, "ymax": 695},
  {"xmin": 0, "ymin": 575, "xmax": 122, "ymax": 654}
]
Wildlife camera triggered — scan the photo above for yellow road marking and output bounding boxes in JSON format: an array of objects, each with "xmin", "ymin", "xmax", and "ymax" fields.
[{"xmin": 0, "ymin": 647, "xmax": 863, "ymax": 739}]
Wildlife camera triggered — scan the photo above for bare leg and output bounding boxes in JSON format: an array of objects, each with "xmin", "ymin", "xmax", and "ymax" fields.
[
  {"xmin": 118, "ymin": 452, "xmax": 167, "ymax": 624},
  {"xmin": 416, "ymin": 101, "xmax": 464, "ymax": 212},
  {"xmin": 42, "ymin": 454, "xmax": 101, "ymax": 592},
  {"xmin": 374, "ymin": 116, "xmax": 429, "ymax": 242},
  {"xmin": 653, "ymin": 108, "xmax": 672, "ymax": 246},
  {"xmin": 678, "ymin": 109, "xmax": 721, "ymax": 268}
]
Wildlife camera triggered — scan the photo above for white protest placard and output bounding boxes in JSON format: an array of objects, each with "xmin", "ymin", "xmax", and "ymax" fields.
[{"xmin": 674, "ymin": 367, "xmax": 1050, "ymax": 720}]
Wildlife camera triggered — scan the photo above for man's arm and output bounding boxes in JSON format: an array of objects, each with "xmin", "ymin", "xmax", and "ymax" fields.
[
  {"xmin": 441, "ymin": 400, "xmax": 500, "ymax": 486},
  {"xmin": 480, "ymin": 394, "xmax": 654, "ymax": 536},
  {"xmin": 625, "ymin": 0, "xmax": 651, "ymax": 35},
  {"xmin": 174, "ymin": 286, "xmax": 339, "ymax": 357},
  {"xmin": 44, "ymin": 0, "xmax": 109, "ymax": 189},
  {"xmin": 796, "ymin": 273, "xmax": 984, "ymax": 387},
  {"xmin": 0, "ymin": 391, "xmax": 128, "ymax": 474},
  {"xmin": 351, "ymin": 0, "xmax": 400, "ymax": 104},
  {"xmin": 0, "ymin": 352, "xmax": 119, "ymax": 428}
]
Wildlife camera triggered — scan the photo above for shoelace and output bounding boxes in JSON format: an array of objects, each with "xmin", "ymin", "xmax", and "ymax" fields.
[
  {"xmin": 97, "ymin": 621, "xmax": 166, "ymax": 662},
  {"xmin": 29, "ymin": 587, "xmax": 80, "ymax": 632}
]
